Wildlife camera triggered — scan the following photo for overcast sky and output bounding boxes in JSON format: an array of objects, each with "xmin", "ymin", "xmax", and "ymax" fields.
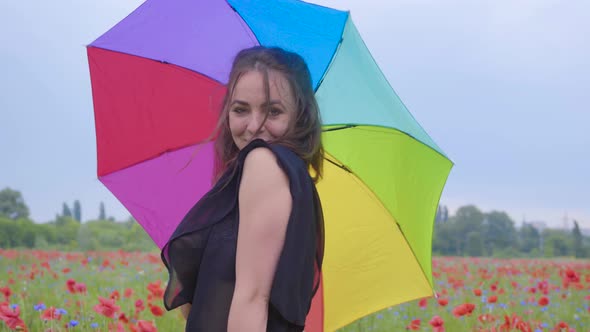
[{"xmin": 1, "ymin": 0, "xmax": 588, "ymax": 228}]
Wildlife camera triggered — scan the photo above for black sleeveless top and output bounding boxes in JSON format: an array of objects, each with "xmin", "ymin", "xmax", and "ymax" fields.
[{"xmin": 161, "ymin": 139, "xmax": 324, "ymax": 332}]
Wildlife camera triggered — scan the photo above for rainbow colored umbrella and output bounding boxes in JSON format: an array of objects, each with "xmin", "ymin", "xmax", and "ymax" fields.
[{"xmin": 87, "ymin": 0, "xmax": 453, "ymax": 330}]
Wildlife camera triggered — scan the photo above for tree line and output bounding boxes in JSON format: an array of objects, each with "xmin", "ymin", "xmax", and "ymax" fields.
[
  {"xmin": 1, "ymin": 187, "xmax": 589, "ymax": 257},
  {"xmin": 0, "ymin": 188, "xmax": 154, "ymax": 251},
  {"xmin": 433, "ymin": 205, "xmax": 590, "ymax": 258}
]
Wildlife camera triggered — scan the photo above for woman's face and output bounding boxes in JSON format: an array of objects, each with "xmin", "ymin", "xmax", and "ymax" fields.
[{"xmin": 228, "ymin": 69, "xmax": 297, "ymax": 150}]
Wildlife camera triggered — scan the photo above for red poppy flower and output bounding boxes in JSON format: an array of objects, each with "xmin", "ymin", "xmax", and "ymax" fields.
[
  {"xmin": 0, "ymin": 287, "xmax": 11, "ymax": 301},
  {"xmin": 562, "ymin": 268, "xmax": 580, "ymax": 288},
  {"xmin": 405, "ymin": 319, "xmax": 420, "ymax": 330},
  {"xmin": 124, "ymin": 288, "xmax": 134, "ymax": 298},
  {"xmin": 66, "ymin": 279, "xmax": 77, "ymax": 293},
  {"xmin": 418, "ymin": 298, "xmax": 428, "ymax": 309},
  {"xmin": 551, "ymin": 321, "xmax": 570, "ymax": 332},
  {"xmin": 119, "ymin": 312, "xmax": 129, "ymax": 323},
  {"xmin": 473, "ymin": 288, "xmax": 482, "ymax": 296},
  {"xmin": 452, "ymin": 303, "xmax": 475, "ymax": 317},
  {"xmin": 0, "ymin": 303, "xmax": 28, "ymax": 331},
  {"xmin": 437, "ymin": 298, "xmax": 449, "ymax": 306},
  {"xmin": 136, "ymin": 320, "xmax": 158, "ymax": 332},
  {"xmin": 515, "ymin": 320, "xmax": 533, "ymax": 332},
  {"xmin": 149, "ymin": 304, "xmax": 164, "ymax": 317},
  {"xmin": 538, "ymin": 296, "xmax": 549, "ymax": 306},
  {"xmin": 135, "ymin": 299, "xmax": 145, "ymax": 312},
  {"xmin": 490, "ymin": 283, "xmax": 498, "ymax": 292},
  {"xmin": 93, "ymin": 296, "xmax": 121, "ymax": 318},
  {"xmin": 564, "ymin": 269, "xmax": 579, "ymax": 282},
  {"xmin": 488, "ymin": 295, "xmax": 498, "ymax": 303},
  {"xmin": 477, "ymin": 313, "xmax": 496, "ymax": 324},
  {"xmin": 147, "ymin": 281, "xmax": 164, "ymax": 298},
  {"xmin": 41, "ymin": 307, "xmax": 61, "ymax": 321},
  {"xmin": 429, "ymin": 315, "xmax": 445, "ymax": 332},
  {"xmin": 74, "ymin": 282, "xmax": 87, "ymax": 294},
  {"xmin": 110, "ymin": 290, "xmax": 120, "ymax": 301},
  {"xmin": 108, "ymin": 321, "xmax": 126, "ymax": 332}
]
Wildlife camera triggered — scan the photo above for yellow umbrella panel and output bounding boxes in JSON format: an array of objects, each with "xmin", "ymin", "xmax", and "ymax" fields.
[{"xmin": 313, "ymin": 126, "xmax": 452, "ymax": 331}]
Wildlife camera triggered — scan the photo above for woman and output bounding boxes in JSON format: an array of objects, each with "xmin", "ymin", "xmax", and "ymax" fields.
[{"xmin": 161, "ymin": 46, "xmax": 325, "ymax": 332}]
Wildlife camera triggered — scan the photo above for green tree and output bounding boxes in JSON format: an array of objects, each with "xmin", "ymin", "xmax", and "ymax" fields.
[
  {"xmin": 0, "ymin": 216, "xmax": 35, "ymax": 247},
  {"xmin": 0, "ymin": 188, "xmax": 30, "ymax": 220},
  {"xmin": 99, "ymin": 202, "xmax": 106, "ymax": 220},
  {"xmin": 435, "ymin": 205, "xmax": 442, "ymax": 223},
  {"xmin": 572, "ymin": 220, "xmax": 584, "ymax": 258},
  {"xmin": 482, "ymin": 211, "xmax": 517, "ymax": 255},
  {"xmin": 433, "ymin": 222, "xmax": 458, "ymax": 256},
  {"xmin": 542, "ymin": 229, "xmax": 571, "ymax": 257},
  {"xmin": 519, "ymin": 224, "xmax": 540, "ymax": 254},
  {"xmin": 53, "ymin": 215, "xmax": 81, "ymax": 247},
  {"xmin": 453, "ymin": 205, "xmax": 484, "ymax": 255},
  {"xmin": 62, "ymin": 202, "xmax": 73, "ymax": 218},
  {"xmin": 465, "ymin": 231, "xmax": 484, "ymax": 256},
  {"xmin": 73, "ymin": 200, "xmax": 82, "ymax": 222}
]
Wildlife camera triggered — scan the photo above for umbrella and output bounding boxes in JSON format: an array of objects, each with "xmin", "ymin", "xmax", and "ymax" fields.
[{"xmin": 86, "ymin": 0, "xmax": 453, "ymax": 330}]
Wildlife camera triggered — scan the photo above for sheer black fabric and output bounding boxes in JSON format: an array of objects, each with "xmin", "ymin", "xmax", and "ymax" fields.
[{"xmin": 161, "ymin": 139, "xmax": 324, "ymax": 332}]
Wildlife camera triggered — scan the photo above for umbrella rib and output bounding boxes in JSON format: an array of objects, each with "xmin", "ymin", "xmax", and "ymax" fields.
[
  {"xmin": 324, "ymin": 156, "xmax": 352, "ymax": 173},
  {"xmin": 226, "ymin": 2, "xmax": 262, "ymax": 46},
  {"xmin": 322, "ymin": 124, "xmax": 357, "ymax": 132}
]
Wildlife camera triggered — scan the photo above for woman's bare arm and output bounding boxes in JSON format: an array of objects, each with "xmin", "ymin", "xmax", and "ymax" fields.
[
  {"xmin": 227, "ymin": 148, "xmax": 292, "ymax": 332},
  {"xmin": 179, "ymin": 303, "xmax": 191, "ymax": 320}
]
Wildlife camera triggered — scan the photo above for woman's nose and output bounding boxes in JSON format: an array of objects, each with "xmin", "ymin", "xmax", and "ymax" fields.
[{"xmin": 247, "ymin": 111, "xmax": 266, "ymax": 133}]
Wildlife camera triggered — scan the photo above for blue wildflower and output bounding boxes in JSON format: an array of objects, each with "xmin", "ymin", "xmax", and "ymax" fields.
[
  {"xmin": 91, "ymin": 323, "xmax": 99, "ymax": 328},
  {"xmin": 34, "ymin": 303, "xmax": 47, "ymax": 311},
  {"xmin": 10, "ymin": 304, "xmax": 18, "ymax": 310},
  {"xmin": 69, "ymin": 320, "xmax": 79, "ymax": 327},
  {"xmin": 376, "ymin": 314, "xmax": 383, "ymax": 320},
  {"xmin": 56, "ymin": 308, "xmax": 67, "ymax": 315}
]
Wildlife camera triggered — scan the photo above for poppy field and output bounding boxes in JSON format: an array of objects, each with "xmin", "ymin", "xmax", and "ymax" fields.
[{"xmin": 0, "ymin": 250, "xmax": 589, "ymax": 331}]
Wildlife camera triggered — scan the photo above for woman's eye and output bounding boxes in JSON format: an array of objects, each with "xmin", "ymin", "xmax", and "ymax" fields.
[
  {"xmin": 269, "ymin": 108, "xmax": 282, "ymax": 116},
  {"xmin": 231, "ymin": 107, "xmax": 246, "ymax": 114}
]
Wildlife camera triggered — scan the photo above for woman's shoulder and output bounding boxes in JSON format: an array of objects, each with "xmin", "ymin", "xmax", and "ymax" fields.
[
  {"xmin": 237, "ymin": 139, "xmax": 311, "ymax": 194},
  {"xmin": 238, "ymin": 139, "xmax": 306, "ymax": 173}
]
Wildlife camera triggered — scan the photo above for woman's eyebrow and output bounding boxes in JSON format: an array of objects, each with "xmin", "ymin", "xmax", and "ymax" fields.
[{"xmin": 231, "ymin": 100, "xmax": 284, "ymax": 107}]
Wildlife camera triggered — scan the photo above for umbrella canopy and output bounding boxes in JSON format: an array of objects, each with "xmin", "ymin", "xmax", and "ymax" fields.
[{"xmin": 87, "ymin": 0, "xmax": 453, "ymax": 330}]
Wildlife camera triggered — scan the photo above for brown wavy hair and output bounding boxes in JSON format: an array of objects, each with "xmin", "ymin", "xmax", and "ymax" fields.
[{"xmin": 211, "ymin": 46, "xmax": 324, "ymax": 183}]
